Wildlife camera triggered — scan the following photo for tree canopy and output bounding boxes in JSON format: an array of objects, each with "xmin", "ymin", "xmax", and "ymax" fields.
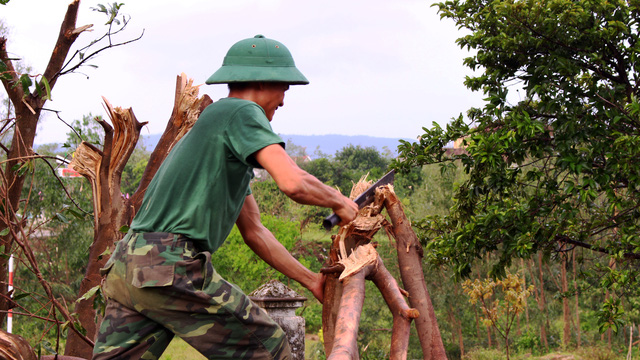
[{"xmin": 394, "ymin": 0, "xmax": 640, "ymax": 328}]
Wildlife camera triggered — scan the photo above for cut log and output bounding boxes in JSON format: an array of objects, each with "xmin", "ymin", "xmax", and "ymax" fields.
[
  {"xmin": 369, "ymin": 257, "xmax": 419, "ymax": 360},
  {"xmin": 0, "ymin": 329, "xmax": 37, "ymax": 360},
  {"xmin": 328, "ymin": 244, "xmax": 418, "ymax": 360},
  {"xmin": 381, "ymin": 185, "xmax": 447, "ymax": 359},
  {"xmin": 323, "ymin": 176, "xmax": 386, "ymax": 356}
]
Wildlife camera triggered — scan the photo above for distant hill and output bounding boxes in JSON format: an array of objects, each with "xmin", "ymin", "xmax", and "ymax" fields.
[{"xmin": 140, "ymin": 133, "xmax": 413, "ymax": 158}]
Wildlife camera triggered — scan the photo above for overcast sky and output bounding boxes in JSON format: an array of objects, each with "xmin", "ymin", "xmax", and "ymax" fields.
[{"xmin": 2, "ymin": 0, "xmax": 484, "ymax": 145}]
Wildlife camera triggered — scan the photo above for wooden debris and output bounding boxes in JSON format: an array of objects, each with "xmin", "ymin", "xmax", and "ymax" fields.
[
  {"xmin": 323, "ymin": 177, "xmax": 447, "ymax": 360},
  {"xmin": 338, "ymin": 243, "xmax": 378, "ymax": 281},
  {"xmin": 0, "ymin": 329, "xmax": 37, "ymax": 360}
]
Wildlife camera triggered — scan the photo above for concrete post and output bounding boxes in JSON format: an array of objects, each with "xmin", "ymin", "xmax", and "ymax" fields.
[{"xmin": 250, "ymin": 280, "xmax": 307, "ymax": 360}]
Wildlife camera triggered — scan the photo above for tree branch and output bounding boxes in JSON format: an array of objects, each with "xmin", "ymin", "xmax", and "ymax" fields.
[
  {"xmin": 0, "ymin": 37, "xmax": 24, "ymax": 110},
  {"xmin": 42, "ymin": 0, "xmax": 90, "ymax": 91},
  {"xmin": 556, "ymin": 235, "xmax": 640, "ymax": 260}
]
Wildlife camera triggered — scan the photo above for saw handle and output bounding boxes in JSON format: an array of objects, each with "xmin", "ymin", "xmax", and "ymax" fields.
[{"xmin": 323, "ymin": 213, "xmax": 341, "ymax": 231}]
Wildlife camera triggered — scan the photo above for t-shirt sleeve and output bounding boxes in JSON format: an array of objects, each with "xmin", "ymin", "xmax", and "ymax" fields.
[{"xmin": 225, "ymin": 103, "xmax": 285, "ymax": 168}]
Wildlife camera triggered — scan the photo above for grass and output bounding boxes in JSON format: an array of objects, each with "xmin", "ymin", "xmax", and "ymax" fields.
[
  {"xmin": 159, "ymin": 334, "xmax": 327, "ymax": 359},
  {"xmin": 159, "ymin": 337, "xmax": 206, "ymax": 360}
]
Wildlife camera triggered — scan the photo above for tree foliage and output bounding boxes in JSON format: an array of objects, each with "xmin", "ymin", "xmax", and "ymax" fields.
[
  {"xmin": 463, "ymin": 273, "xmax": 534, "ymax": 359},
  {"xmin": 303, "ymin": 144, "xmax": 392, "ymax": 195},
  {"xmin": 394, "ymin": 0, "xmax": 640, "ymax": 325}
]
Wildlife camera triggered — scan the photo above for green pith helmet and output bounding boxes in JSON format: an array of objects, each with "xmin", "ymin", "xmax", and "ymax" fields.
[{"xmin": 206, "ymin": 35, "xmax": 309, "ymax": 85}]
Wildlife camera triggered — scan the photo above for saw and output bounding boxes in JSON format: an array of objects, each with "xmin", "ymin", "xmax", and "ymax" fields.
[{"xmin": 322, "ymin": 169, "xmax": 395, "ymax": 230}]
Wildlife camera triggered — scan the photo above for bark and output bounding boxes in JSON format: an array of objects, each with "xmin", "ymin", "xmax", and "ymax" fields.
[
  {"xmin": 0, "ymin": 0, "xmax": 92, "ymax": 326},
  {"xmin": 369, "ymin": 255, "xmax": 419, "ymax": 360},
  {"xmin": 322, "ymin": 178, "xmax": 386, "ymax": 356},
  {"xmin": 327, "ymin": 245, "xmax": 418, "ymax": 360},
  {"xmin": 573, "ymin": 250, "xmax": 581, "ymax": 348},
  {"xmin": 327, "ymin": 267, "xmax": 367, "ymax": 360},
  {"xmin": 536, "ymin": 254, "xmax": 549, "ymax": 351},
  {"xmin": 322, "ymin": 223, "xmax": 383, "ymax": 355},
  {"xmin": 0, "ymin": 329, "xmax": 37, "ymax": 360},
  {"xmin": 322, "ymin": 231, "xmax": 362, "ymax": 356},
  {"xmin": 322, "ymin": 270, "xmax": 344, "ymax": 357},
  {"xmin": 381, "ymin": 185, "xmax": 447, "ymax": 359},
  {"xmin": 64, "ymin": 74, "xmax": 211, "ymax": 358},
  {"xmin": 562, "ymin": 253, "xmax": 570, "ymax": 348},
  {"xmin": 64, "ymin": 100, "xmax": 146, "ymax": 356}
]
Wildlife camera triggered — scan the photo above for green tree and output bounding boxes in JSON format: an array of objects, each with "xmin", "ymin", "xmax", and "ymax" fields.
[
  {"xmin": 304, "ymin": 144, "xmax": 391, "ymax": 195},
  {"xmin": 394, "ymin": 0, "xmax": 640, "ymax": 331},
  {"xmin": 64, "ymin": 114, "xmax": 105, "ymax": 149},
  {"xmin": 463, "ymin": 273, "xmax": 534, "ymax": 360}
]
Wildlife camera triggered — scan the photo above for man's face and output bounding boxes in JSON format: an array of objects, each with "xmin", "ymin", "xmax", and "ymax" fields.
[{"xmin": 259, "ymin": 83, "xmax": 290, "ymax": 121}]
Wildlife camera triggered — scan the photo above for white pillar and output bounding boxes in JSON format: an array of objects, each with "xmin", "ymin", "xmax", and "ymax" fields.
[{"xmin": 7, "ymin": 254, "xmax": 13, "ymax": 333}]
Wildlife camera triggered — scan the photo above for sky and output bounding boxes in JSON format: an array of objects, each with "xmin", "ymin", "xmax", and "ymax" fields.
[{"xmin": 2, "ymin": 0, "xmax": 484, "ymax": 145}]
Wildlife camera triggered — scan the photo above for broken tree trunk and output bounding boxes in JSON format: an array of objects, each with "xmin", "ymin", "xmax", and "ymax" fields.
[
  {"xmin": 322, "ymin": 177, "xmax": 386, "ymax": 356},
  {"xmin": 0, "ymin": 329, "xmax": 37, "ymax": 360},
  {"xmin": 380, "ymin": 185, "xmax": 447, "ymax": 359},
  {"xmin": 65, "ymin": 74, "xmax": 211, "ymax": 358},
  {"xmin": 328, "ymin": 244, "xmax": 418, "ymax": 360},
  {"xmin": 324, "ymin": 177, "xmax": 439, "ymax": 360}
]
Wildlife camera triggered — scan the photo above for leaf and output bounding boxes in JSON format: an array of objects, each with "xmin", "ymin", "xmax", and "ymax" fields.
[
  {"xmin": 73, "ymin": 322, "xmax": 87, "ymax": 336},
  {"xmin": 13, "ymin": 292, "xmax": 31, "ymax": 301},
  {"xmin": 18, "ymin": 74, "xmax": 32, "ymax": 96},
  {"xmin": 0, "ymin": 60, "xmax": 11, "ymax": 80},
  {"xmin": 16, "ymin": 161, "xmax": 31, "ymax": 177},
  {"xmin": 67, "ymin": 208, "xmax": 85, "ymax": 220},
  {"xmin": 40, "ymin": 75, "xmax": 52, "ymax": 101},
  {"xmin": 55, "ymin": 213, "xmax": 70, "ymax": 224},
  {"xmin": 0, "ymin": 228, "xmax": 9, "ymax": 237},
  {"xmin": 119, "ymin": 225, "xmax": 130, "ymax": 233},
  {"xmin": 41, "ymin": 340, "xmax": 57, "ymax": 355},
  {"xmin": 77, "ymin": 285, "xmax": 101, "ymax": 303}
]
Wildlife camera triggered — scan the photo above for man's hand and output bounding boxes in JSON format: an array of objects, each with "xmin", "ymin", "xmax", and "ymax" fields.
[
  {"xmin": 334, "ymin": 198, "xmax": 359, "ymax": 227},
  {"xmin": 237, "ymin": 196, "xmax": 329, "ymax": 303},
  {"xmin": 307, "ymin": 273, "xmax": 326, "ymax": 303}
]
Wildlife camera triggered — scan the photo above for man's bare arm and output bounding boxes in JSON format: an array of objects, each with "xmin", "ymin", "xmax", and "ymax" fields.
[
  {"xmin": 254, "ymin": 144, "xmax": 358, "ymax": 226},
  {"xmin": 236, "ymin": 195, "xmax": 325, "ymax": 302}
]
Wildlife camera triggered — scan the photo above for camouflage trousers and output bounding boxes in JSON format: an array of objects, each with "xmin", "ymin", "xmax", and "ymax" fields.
[{"xmin": 92, "ymin": 232, "xmax": 291, "ymax": 360}]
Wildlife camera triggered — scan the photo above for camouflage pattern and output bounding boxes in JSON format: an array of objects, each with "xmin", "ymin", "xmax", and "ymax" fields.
[{"xmin": 92, "ymin": 232, "xmax": 291, "ymax": 360}]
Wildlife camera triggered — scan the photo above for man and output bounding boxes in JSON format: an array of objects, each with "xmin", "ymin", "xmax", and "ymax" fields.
[{"xmin": 92, "ymin": 35, "xmax": 358, "ymax": 359}]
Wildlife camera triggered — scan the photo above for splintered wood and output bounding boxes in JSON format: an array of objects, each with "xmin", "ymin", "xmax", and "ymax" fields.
[
  {"xmin": 323, "ymin": 175, "xmax": 422, "ymax": 360},
  {"xmin": 334, "ymin": 175, "xmax": 389, "ymax": 262},
  {"xmin": 338, "ymin": 243, "xmax": 378, "ymax": 281}
]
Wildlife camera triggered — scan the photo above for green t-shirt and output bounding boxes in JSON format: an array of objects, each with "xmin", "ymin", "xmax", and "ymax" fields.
[{"xmin": 130, "ymin": 97, "xmax": 284, "ymax": 253}]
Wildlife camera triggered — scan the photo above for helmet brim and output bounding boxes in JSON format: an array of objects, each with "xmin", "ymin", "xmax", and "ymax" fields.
[{"xmin": 205, "ymin": 66, "xmax": 309, "ymax": 85}]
